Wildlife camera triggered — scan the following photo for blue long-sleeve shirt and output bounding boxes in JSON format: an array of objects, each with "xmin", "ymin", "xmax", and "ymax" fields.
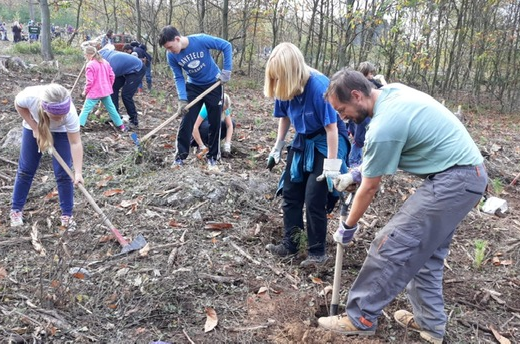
[
  {"xmin": 166, "ymin": 34, "xmax": 233, "ymax": 100},
  {"xmin": 99, "ymin": 49, "xmax": 143, "ymax": 77}
]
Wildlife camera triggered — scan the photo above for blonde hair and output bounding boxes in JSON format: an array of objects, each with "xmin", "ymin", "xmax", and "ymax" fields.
[
  {"xmin": 223, "ymin": 93, "xmax": 231, "ymax": 109},
  {"xmin": 264, "ymin": 42, "xmax": 310, "ymax": 101},
  {"xmin": 37, "ymin": 84, "xmax": 70, "ymax": 152},
  {"xmin": 83, "ymin": 45, "xmax": 103, "ymax": 62}
]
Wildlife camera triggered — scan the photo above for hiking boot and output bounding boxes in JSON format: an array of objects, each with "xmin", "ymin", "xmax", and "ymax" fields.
[
  {"xmin": 60, "ymin": 215, "xmax": 77, "ymax": 231},
  {"xmin": 265, "ymin": 243, "xmax": 296, "ymax": 257},
  {"xmin": 127, "ymin": 122, "xmax": 139, "ymax": 131},
  {"xmin": 10, "ymin": 210, "xmax": 23, "ymax": 227},
  {"xmin": 196, "ymin": 146, "xmax": 209, "ymax": 160},
  {"xmin": 318, "ymin": 314, "xmax": 375, "ymax": 335},
  {"xmin": 172, "ymin": 158, "xmax": 184, "ymax": 169},
  {"xmin": 207, "ymin": 157, "xmax": 220, "ymax": 172},
  {"xmin": 394, "ymin": 310, "xmax": 443, "ymax": 344},
  {"xmin": 300, "ymin": 254, "xmax": 329, "ymax": 267}
]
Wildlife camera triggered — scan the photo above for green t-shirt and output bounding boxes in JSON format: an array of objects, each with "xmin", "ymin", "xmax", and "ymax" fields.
[{"xmin": 363, "ymin": 84, "xmax": 483, "ymax": 178}]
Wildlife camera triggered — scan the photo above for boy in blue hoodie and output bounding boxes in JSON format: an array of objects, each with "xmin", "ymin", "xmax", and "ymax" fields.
[{"xmin": 158, "ymin": 26, "xmax": 232, "ymax": 170}]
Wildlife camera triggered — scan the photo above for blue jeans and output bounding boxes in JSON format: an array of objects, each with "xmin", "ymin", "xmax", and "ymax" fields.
[
  {"xmin": 139, "ymin": 62, "xmax": 152, "ymax": 90},
  {"xmin": 79, "ymin": 96, "xmax": 123, "ymax": 127},
  {"xmin": 12, "ymin": 128, "xmax": 74, "ymax": 216}
]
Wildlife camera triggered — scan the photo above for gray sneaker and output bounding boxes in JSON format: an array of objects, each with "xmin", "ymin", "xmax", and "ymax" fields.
[
  {"xmin": 300, "ymin": 254, "xmax": 329, "ymax": 267},
  {"xmin": 266, "ymin": 243, "xmax": 296, "ymax": 257}
]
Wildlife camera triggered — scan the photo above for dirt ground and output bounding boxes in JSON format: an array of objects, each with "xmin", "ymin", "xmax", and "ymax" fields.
[{"xmin": 0, "ymin": 42, "xmax": 519, "ymax": 344}]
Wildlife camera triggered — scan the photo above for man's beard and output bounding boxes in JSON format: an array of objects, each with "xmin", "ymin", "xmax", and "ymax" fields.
[{"xmin": 352, "ymin": 107, "xmax": 369, "ymax": 124}]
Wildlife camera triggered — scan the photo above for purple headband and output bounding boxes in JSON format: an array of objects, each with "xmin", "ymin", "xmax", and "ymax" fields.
[{"xmin": 41, "ymin": 97, "xmax": 71, "ymax": 116}]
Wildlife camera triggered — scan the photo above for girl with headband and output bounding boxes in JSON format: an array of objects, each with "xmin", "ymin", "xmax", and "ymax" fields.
[{"xmin": 10, "ymin": 83, "xmax": 84, "ymax": 229}]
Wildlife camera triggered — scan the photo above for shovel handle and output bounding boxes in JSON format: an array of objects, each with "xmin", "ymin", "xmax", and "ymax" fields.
[
  {"xmin": 140, "ymin": 80, "xmax": 222, "ymax": 143},
  {"xmin": 70, "ymin": 63, "xmax": 86, "ymax": 94},
  {"xmin": 330, "ymin": 243, "xmax": 344, "ymax": 315},
  {"xmin": 50, "ymin": 149, "xmax": 129, "ymax": 247}
]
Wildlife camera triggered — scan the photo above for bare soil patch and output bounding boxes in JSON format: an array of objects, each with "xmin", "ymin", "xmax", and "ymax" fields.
[{"xmin": 0, "ymin": 44, "xmax": 519, "ymax": 343}]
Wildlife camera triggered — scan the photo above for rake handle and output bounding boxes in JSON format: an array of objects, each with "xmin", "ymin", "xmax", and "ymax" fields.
[
  {"xmin": 51, "ymin": 149, "xmax": 129, "ymax": 247},
  {"xmin": 70, "ymin": 63, "xmax": 86, "ymax": 94},
  {"xmin": 140, "ymin": 80, "xmax": 222, "ymax": 143}
]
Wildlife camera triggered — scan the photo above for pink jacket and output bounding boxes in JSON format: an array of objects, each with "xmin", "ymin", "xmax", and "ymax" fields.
[{"xmin": 84, "ymin": 59, "xmax": 115, "ymax": 99}]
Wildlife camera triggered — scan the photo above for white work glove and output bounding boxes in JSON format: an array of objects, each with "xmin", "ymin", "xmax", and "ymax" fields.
[
  {"xmin": 316, "ymin": 158, "xmax": 342, "ymax": 192},
  {"xmin": 223, "ymin": 142, "xmax": 231, "ymax": 154},
  {"xmin": 333, "ymin": 167, "xmax": 362, "ymax": 192},
  {"xmin": 266, "ymin": 140, "xmax": 286, "ymax": 171},
  {"xmin": 219, "ymin": 70, "xmax": 231, "ymax": 83},
  {"xmin": 176, "ymin": 100, "xmax": 189, "ymax": 116},
  {"xmin": 333, "ymin": 221, "xmax": 358, "ymax": 246}
]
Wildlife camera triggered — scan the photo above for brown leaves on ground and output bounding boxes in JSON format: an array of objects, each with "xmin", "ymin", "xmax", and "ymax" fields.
[{"xmin": 204, "ymin": 307, "xmax": 218, "ymax": 332}]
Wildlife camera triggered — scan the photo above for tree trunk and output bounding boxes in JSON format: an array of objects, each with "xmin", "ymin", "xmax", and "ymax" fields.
[
  {"xmin": 136, "ymin": 0, "xmax": 142, "ymax": 41},
  {"xmin": 67, "ymin": 0, "xmax": 83, "ymax": 46},
  {"xmin": 222, "ymin": 0, "xmax": 228, "ymax": 41},
  {"xmin": 39, "ymin": 0, "xmax": 53, "ymax": 61},
  {"xmin": 29, "ymin": 0, "xmax": 35, "ymax": 21},
  {"xmin": 198, "ymin": 0, "xmax": 206, "ymax": 33}
]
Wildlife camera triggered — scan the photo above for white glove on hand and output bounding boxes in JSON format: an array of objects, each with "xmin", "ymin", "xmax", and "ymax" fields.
[
  {"xmin": 219, "ymin": 70, "xmax": 231, "ymax": 83},
  {"xmin": 223, "ymin": 142, "xmax": 231, "ymax": 154},
  {"xmin": 333, "ymin": 221, "xmax": 358, "ymax": 246},
  {"xmin": 333, "ymin": 167, "xmax": 362, "ymax": 192},
  {"xmin": 316, "ymin": 158, "xmax": 343, "ymax": 192},
  {"xmin": 267, "ymin": 140, "xmax": 286, "ymax": 170}
]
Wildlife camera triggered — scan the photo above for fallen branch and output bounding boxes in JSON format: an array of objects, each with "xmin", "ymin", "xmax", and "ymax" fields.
[
  {"xmin": 225, "ymin": 238, "xmax": 261, "ymax": 265},
  {"xmin": 30, "ymin": 223, "xmax": 46, "ymax": 256},
  {"xmin": 0, "ymin": 234, "xmax": 57, "ymax": 246},
  {"xmin": 182, "ymin": 329, "xmax": 195, "ymax": 344},
  {"xmin": 224, "ymin": 323, "xmax": 272, "ymax": 332},
  {"xmin": 0, "ymin": 156, "xmax": 18, "ymax": 166},
  {"xmin": 197, "ymin": 272, "xmax": 241, "ymax": 284},
  {"xmin": 0, "ymin": 171, "xmax": 12, "ymax": 182},
  {"xmin": 510, "ymin": 171, "xmax": 520, "ymax": 186}
]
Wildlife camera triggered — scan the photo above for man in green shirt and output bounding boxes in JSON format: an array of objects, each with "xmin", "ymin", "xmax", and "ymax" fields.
[{"xmin": 318, "ymin": 68, "xmax": 487, "ymax": 344}]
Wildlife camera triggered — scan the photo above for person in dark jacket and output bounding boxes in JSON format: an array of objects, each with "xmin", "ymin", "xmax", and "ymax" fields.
[
  {"xmin": 124, "ymin": 43, "xmax": 153, "ymax": 92},
  {"xmin": 99, "ymin": 44, "xmax": 145, "ymax": 129},
  {"xmin": 12, "ymin": 21, "xmax": 22, "ymax": 43}
]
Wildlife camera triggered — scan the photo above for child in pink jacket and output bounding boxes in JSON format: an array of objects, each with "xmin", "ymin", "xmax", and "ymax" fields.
[{"xmin": 79, "ymin": 45, "xmax": 127, "ymax": 132}]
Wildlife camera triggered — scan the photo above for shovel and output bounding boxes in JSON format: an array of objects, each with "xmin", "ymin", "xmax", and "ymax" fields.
[
  {"xmin": 70, "ymin": 63, "xmax": 86, "ymax": 94},
  {"xmin": 133, "ymin": 80, "xmax": 222, "ymax": 153},
  {"xmin": 330, "ymin": 192, "xmax": 354, "ymax": 315},
  {"xmin": 51, "ymin": 149, "xmax": 147, "ymax": 255}
]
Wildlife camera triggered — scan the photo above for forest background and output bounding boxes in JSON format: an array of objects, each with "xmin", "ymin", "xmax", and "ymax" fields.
[
  {"xmin": 0, "ymin": 0, "xmax": 519, "ymax": 343},
  {"xmin": 1, "ymin": 0, "xmax": 519, "ymax": 114}
]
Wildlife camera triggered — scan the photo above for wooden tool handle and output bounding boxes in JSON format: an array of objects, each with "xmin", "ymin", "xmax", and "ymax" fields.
[{"xmin": 140, "ymin": 80, "xmax": 222, "ymax": 143}]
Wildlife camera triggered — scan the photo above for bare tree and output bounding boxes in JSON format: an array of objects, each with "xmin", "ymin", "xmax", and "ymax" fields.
[{"xmin": 39, "ymin": 0, "xmax": 53, "ymax": 61}]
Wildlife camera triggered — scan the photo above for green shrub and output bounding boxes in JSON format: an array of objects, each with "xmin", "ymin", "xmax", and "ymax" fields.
[{"xmin": 10, "ymin": 42, "xmax": 41, "ymax": 54}]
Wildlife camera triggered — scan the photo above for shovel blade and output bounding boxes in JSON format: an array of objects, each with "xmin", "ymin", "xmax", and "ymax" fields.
[{"xmin": 119, "ymin": 234, "xmax": 147, "ymax": 254}]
